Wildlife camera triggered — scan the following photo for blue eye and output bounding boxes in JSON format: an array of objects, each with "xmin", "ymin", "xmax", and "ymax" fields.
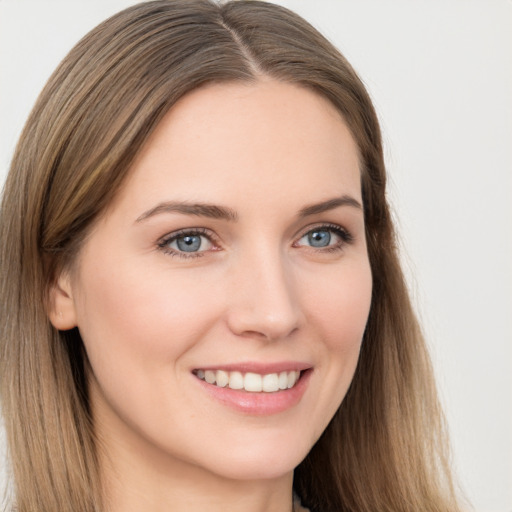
[
  {"xmin": 296, "ymin": 225, "xmax": 352, "ymax": 251},
  {"xmin": 306, "ymin": 229, "xmax": 331, "ymax": 247},
  {"xmin": 159, "ymin": 229, "xmax": 214, "ymax": 257},
  {"xmin": 174, "ymin": 234, "xmax": 203, "ymax": 252}
]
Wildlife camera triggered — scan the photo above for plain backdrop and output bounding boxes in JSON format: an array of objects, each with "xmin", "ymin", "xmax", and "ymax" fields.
[{"xmin": 0, "ymin": 1, "xmax": 511, "ymax": 511}]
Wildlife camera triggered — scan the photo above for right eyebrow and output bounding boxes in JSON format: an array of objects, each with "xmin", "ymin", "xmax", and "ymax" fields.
[
  {"xmin": 298, "ymin": 195, "xmax": 363, "ymax": 217},
  {"xmin": 135, "ymin": 201, "xmax": 239, "ymax": 223}
]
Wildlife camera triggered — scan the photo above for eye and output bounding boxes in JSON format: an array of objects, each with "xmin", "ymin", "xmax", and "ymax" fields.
[
  {"xmin": 158, "ymin": 228, "xmax": 217, "ymax": 258},
  {"xmin": 303, "ymin": 229, "xmax": 332, "ymax": 248},
  {"xmin": 295, "ymin": 224, "xmax": 353, "ymax": 251}
]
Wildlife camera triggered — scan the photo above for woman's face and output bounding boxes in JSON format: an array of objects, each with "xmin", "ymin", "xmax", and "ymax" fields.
[{"xmin": 54, "ymin": 80, "xmax": 372, "ymax": 482}]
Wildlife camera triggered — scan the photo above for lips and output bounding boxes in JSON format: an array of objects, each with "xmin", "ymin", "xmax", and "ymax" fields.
[{"xmin": 192, "ymin": 364, "xmax": 312, "ymax": 415}]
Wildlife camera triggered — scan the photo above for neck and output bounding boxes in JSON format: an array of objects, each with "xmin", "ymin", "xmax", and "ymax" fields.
[
  {"xmin": 96, "ymin": 419, "xmax": 295, "ymax": 512},
  {"xmin": 102, "ymin": 456, "xmax": 294, "ymax": 512}
]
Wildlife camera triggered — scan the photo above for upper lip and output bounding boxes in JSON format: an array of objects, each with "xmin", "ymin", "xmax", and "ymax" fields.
[{"xmin": 193, "ymin": 361, "xmax": 312, "ymax": 374}]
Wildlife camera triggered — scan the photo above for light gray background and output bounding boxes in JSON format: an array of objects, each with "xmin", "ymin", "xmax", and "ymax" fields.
[{"xmin": 0, "ymin": 1, "xmax": 511, "ymax": 511}]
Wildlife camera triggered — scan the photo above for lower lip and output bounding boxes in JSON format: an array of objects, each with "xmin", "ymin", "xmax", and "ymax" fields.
[{"xmin": 195, "ymin": 370, "xmax": 312, "ymax": 415}]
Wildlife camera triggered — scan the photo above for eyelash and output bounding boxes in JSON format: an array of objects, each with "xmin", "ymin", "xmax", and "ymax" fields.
[{"xmin": 157, "ymin": 224, "xmax": 354, "ymax": 259}]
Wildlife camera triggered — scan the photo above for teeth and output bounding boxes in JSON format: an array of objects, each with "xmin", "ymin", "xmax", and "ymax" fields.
[
  {"xmin": 262, "ymin": 373, "xmax": 279, "ymax": 392},
  {"xmin": 215, "ymin": 370, "xmax": 229, "ymax": 388},
  {"xmin": 196, "ymin": 369, "xmax": 302, "ymax": 392},
  {"xmin": 244, "ymin": 372, "xmax": 263, "ymax": 392},
  {"xmin": 287, "ymin": 371, "xmax": 297, "ymax": 389},
  {"xmin": 278, "ymin": 371, "xmax": 288, "ymax": 390},
  {"xmin": 228, "ymin": 371, "xmax": 244, "ymax": 390}
]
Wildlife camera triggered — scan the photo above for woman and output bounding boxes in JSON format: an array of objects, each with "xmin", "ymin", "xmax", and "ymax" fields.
[{"xmin": 0, "ymin": 1, "xmax": 464, "ymax": 511}]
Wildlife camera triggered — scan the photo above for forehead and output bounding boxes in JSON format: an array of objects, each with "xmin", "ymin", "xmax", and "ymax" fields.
[{"xmin": 118, "ymin": 79, "xmax": 362, "ymax": 217}]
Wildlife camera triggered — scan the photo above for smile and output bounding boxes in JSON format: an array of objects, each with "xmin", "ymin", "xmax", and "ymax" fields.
[{"xmin": 194, "ymin": 369, "xmax": 302, "ymax": 393}]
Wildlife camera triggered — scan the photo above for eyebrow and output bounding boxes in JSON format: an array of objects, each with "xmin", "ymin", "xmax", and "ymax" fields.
[
  {"xmin": 135, "ymin": 195, "xmax": 362, "ymax": 224},
  {"xmin": 135, "ymin": 201, "xmax": 239, "ymax": 223},
  {"xmin": 298, "ymin": 195, "xmax": 363, "ymax": 217}
]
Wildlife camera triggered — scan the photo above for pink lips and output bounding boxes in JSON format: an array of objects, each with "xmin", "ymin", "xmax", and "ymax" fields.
[{"xmin": 193, "ymin": 362, "xmax": 313, "ymax": 415}]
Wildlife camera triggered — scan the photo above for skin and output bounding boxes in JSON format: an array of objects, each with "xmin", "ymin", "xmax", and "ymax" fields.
[{"xmin": 50, "ymin": 80, "xmax": 373, "ymax": 512}]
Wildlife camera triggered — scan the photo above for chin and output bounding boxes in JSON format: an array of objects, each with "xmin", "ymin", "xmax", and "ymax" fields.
[{"xmin": 193, "ymin": 433, "xmax": 313, "ymax": 482}]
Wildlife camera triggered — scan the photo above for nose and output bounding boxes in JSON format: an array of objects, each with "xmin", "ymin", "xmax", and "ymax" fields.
[{"xmin": 225, "ymin": 246, "xmax": 301, "ymax": 341}]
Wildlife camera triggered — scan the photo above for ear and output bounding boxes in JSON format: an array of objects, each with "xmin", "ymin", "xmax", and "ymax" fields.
[{"xmin": 48, "ymin": 271, "xmax": 78, "ymax": 331}]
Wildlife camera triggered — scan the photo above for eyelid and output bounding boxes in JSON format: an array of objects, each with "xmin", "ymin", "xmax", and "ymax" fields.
[{"xmin": 295, "ymin": 222, "xmax": 353, "ymax": 240}]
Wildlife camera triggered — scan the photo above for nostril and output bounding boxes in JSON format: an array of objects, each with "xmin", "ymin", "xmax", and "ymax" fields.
[
  {"xmin": 226, "ymin": 306, "xmax": 300, "ymax": 341},
  {"xmin": 225, "ymin": 258, "xmax": 301, "ymax": 340}
]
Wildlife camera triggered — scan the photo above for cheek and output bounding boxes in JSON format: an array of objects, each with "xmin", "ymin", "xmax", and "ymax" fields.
[
  {"xmin": 72, "ymin": 257, "xmax": 226, "ymax": 440},
  {"xmin": 73, "ymin": 257, "xmax": 220, "ymax": 373},
  {"xmin": 304, "ymin": 260, "xmax": 372, "ymax": 351},
  {"xmin": 295, "ymin": 259, "xmax": 372, "ymax": 441},
  {"xmin": 305, "ymin": 258, "xmax": 371, "ymax": 396}
]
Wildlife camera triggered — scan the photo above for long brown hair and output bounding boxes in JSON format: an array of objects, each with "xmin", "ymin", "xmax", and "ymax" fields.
[{"xmin": 0, "ymin": 1, "xmax": 462, "ymax": 511}]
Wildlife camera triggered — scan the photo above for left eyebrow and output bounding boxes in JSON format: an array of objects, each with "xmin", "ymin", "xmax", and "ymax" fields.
[
  {"xmin": 298, "ymin": 195, "xmax": 363, "ymax": 217},
  {"xmin": 135, "ymin": 201, "xmax": 239, "ymax": 223}
]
